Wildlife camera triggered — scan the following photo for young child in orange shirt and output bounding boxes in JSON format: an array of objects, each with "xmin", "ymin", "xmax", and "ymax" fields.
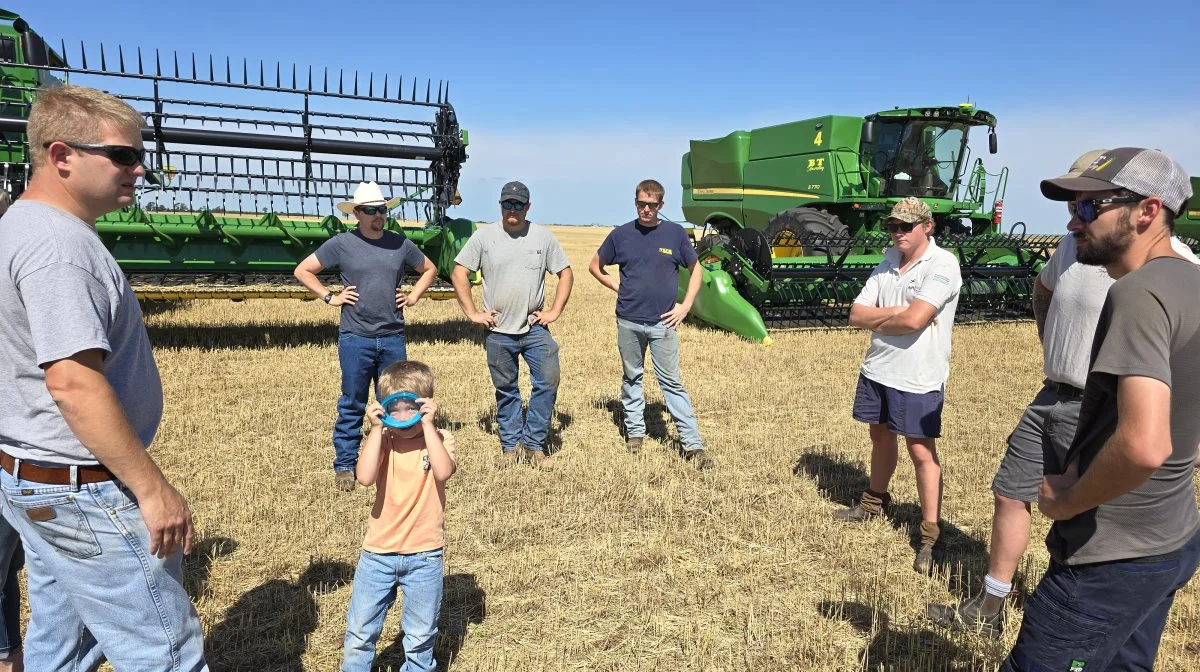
[{"xmin": 341, "ymin": 360, "xmax": 457, "ymax": 672}]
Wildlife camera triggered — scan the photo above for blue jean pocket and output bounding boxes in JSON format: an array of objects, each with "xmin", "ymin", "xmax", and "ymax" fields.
[{"xmin": 7, "ymin": 493, "xmax": 102, "ymax": 559}]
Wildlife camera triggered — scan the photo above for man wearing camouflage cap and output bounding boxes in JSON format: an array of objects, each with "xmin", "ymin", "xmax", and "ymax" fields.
[
  {"xmin": 927, "ymin": 150, "xmax": 1200, "ymax": 638},
  {"xmin": 999, "ymin": 148, "xmax": 1200, "ymax": 671},
  {"xmin": 834, "ymin": 197, "xmax": 963, "ymax": 574}
]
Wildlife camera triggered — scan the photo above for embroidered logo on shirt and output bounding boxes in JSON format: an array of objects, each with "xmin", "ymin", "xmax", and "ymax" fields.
[{"xmin": 928, "ymin": 274, "xmax": 951, "ymax": 286}]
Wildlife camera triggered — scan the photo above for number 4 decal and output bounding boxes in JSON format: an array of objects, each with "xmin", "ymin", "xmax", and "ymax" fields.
[{"xmin": 814, "ymin": 131, "xmax": 823, "ymax": 146}]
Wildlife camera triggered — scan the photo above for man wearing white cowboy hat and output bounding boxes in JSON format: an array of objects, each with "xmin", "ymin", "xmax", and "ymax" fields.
[{"xmin": 295, "ymin": 181, "xmax": 439, "ymax": 491}]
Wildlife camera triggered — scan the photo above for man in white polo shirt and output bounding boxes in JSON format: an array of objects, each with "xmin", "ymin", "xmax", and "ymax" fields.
[{"xmin": 833, "ymin": 197, "xmax": 963, "ymax": 575}]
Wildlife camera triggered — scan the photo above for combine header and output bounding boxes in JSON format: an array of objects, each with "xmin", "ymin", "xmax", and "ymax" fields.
[
  {"xmin": 0, "ymin": 9, "xmax": 473, "ymax": 299},
  {"xmin": 678, "ymin": 105, "xmax": 1068, "ymax": 343}
]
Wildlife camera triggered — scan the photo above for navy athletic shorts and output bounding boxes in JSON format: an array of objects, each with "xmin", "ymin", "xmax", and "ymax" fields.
[{"xmin": 851, "ymin": 373, "xmax": 944, "ymax": 439}]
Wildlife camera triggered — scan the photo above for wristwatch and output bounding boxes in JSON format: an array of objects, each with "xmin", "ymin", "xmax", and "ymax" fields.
[{"xmin": 322, "ymin": 292, "xmax": 333, "ymax": 304}]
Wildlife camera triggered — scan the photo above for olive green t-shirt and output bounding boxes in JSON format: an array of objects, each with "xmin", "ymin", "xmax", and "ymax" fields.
[{"xmin": 1047, "ymin": 256, "xmax": 1200, "ymax": 564}]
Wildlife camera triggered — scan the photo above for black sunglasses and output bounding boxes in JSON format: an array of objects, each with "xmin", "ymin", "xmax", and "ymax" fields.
[
  {"xmin": 636, "ymin": 200, "xmax": 661, "ymax": 211},
  {"xmin": 355, "ymin": 205, "xmax": 390, "ymax": 215},
  {"xmin": 44, "ymin": 142, "xmax": 146, "ymax": 167},
  {"xmin": 883, "ymin": 220, "xmax": 918, "ymax": 234},
  {"xmin": 501, "ymin": 200, "xmax": 527, "ymax": 211},
  {"xmin": 1068, "ymin": 196, "xmax": 1143, "ymax": 224}
]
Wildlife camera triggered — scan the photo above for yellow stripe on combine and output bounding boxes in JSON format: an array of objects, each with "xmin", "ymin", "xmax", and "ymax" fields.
[
  {"xmin": 692, "ymin": 187, "xmax": 820, "ymax": 199},
  {"xmin": 135, "ymin": 289, "xmax": 459, "ymax": 301}
]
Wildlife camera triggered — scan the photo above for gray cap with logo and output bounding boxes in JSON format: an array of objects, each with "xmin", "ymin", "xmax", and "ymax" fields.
[
  {"xmin": 1040, "ymin": 147, "xmax": 1193, "ymax": 214},
  {"xmin": 500, "ymin": 181, "xmax": 530, "ymax": 204}
]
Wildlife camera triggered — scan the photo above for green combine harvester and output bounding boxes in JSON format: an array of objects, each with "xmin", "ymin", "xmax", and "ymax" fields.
[
  {"xmin": 0, "ymin": 9, "xmax": 473, "ymax": 300},
  {"xmin": 678, "ymin": 106, "xmax": 1200, "ymax": 343}
]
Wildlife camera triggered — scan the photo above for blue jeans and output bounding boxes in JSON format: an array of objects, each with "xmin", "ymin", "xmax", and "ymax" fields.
[
  {"xmin": 1003, "ymin": 526, "xmax": 1200, "ymax": 672},
  {"xmin": 0, "ymin": 515, "xmax": 22, "ymax": 656},
  {"xmin": 484, "ymin": 325, "xmax": 561, "ymax": 453},
  {"xmin": 0, "ymin": 466, "xmax": 207, "ymax": 671},
  {"xmin": 616, "ymin": 318, "xmax": 703, "ymax": 451},
  {"xmin": 342, "ymin": 548, "xmax": 444, "ymax": 672},
  {"xmin": 335, "ymin": 331, "xmax": 408, "ymax": 472}
]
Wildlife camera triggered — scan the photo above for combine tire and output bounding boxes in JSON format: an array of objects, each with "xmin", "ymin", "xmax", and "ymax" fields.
[
  {"xmin": 764, "ymin": 208, "xmax": 849, "ymax": 258},
  {"xmin": 696, "ymin": 232, "xmax": 731, "ymax": 255}
]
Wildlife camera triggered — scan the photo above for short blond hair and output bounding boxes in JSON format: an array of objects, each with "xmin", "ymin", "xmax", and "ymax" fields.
[
  {"xmin": 378, "ymin": 360, "xmax": 435, "ymax": 399},
  {"xmin": 636, "ymin": 179, "xmax": 665, "ymax": 201},
  {"xmin": 28, "ymin": 85, "xmax": 146, "ymax": 169}
]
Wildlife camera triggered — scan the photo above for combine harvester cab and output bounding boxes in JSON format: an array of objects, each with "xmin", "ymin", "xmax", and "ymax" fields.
[
  {"xmin": 679, "ymin": 105, "xmax": 1064, "ymax": 342},
  {"xmin": 0, "ymin": 9, "xmax": 472, "ymax": 299}
]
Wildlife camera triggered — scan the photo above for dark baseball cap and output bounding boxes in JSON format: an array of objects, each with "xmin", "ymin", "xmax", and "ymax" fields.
[
  {"xmin": 1040, "ymin": 147, "xmax": 1193, "ymax": 214},
  {"xmin": 500, "ymin": 181, "xmax": 530, "ymax": 204}
]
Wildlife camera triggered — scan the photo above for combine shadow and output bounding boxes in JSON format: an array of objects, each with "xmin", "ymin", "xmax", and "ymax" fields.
[
  {"xmin": 146, "ymin": 319, "xmax": 480, "ymax": 350},
  {"xmin": 181, "ymin": 535, "xmax": 238, "ymax": 600},
  {"xmin": 593, "ymin": 399, "xmax": 674, "ymax": 451},
  {"xmin": 375, "ymin": 573, "xmax": 487, "ymax": 671},
  {"xmin": 819, "ymin": 600, "xmax": 993, "ymax": 671},
  {"xmin": 476, "ymin": 409, "xmax": 574, "ymax": 456},
  {"xmin": 205, "ymin": 558, "xmax": 354, "ymax": 671},
  {"xmin": 795, "ymin": 451, "xmax": 990, "ymax": 595}
]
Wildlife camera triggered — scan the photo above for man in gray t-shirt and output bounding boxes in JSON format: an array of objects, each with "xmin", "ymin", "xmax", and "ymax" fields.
[
  {"xmin": 0, "ymin": 85, "xmax": 206, "ymax": 669},
  {"xmin": 294, "ymin": 181, "xmax": 437, "ymax": 491},
  {"xmin": 1001, "ymin": 148, "xmax": 1200, "ymax": 672},
  {"xmin": 451, "ymin": 181, "xmax": 572, "ymax": 468}
]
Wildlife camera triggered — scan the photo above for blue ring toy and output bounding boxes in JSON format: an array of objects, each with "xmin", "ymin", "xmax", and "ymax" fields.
[{"xmin": 379, "ymin": 392, "xmax": 423, "ymax": 429}]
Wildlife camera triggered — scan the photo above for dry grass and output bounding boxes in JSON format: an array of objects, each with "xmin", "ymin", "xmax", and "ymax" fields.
[{"xmin": 102, "ymin": 226, "xmax": 1199, "ymax": 670}]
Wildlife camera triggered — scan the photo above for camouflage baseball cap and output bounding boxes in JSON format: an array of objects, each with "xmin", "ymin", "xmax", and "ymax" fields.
[{"xmin": 888, "ymin": 197, "xmax": 932, "ymax": 224}]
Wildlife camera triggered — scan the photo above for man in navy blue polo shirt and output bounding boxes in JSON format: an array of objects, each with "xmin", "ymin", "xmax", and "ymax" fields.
[{"xmin": 588, "ymin": 179, "xmax": 712, "ymax": 470}]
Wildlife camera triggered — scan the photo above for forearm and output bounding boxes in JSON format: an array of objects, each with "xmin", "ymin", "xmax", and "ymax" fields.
[
  {"xmin": 451, "ymin": 269, "xmax": 478, "ymax": 316},
  {"xmin": 681, "ymin": 265, "xmax": 703, "ymax": 308},
  {"xmin": 294, "ymin": 269, "xmax": 329, "ymax": 298},
  {"xmin": 849, "ymin": 305, "xmax": 904, "ymax": 330},
  {"xmin": 874, "ymin": 313, "xmax": 923, "ymax": 336},
  {"xmin": 423, "ymin": 426, "xmax": 456, "ymax": 481},
  {"xmin": 52, "ymin": 379, "xmax": 169, "ymax": 497},
  {"xmin": 549, "ymin": 269, "xmax": 573, "ymax": 314},
  {"xmin": 356, "ymin": 427, "xmax": 384, "ymax": 486},
  {"xmin": 1064, "ymin": 432, "xmax": 1157, "ymax": 514},
  {"xmin": 408, "ymin": 267, "xmax": 438, "ymax": 301},
  {"xmin": 589, "ymin": 258, "xmax": 619, "ymax": 292},
  {"xmin": 1033, "ymin": 283, "xmax": 1053, "ymax": 342}
]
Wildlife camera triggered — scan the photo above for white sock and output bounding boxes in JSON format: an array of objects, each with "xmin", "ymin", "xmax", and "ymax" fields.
[{"xmin": 983, "ymin": 574, "xmax": 1011, "ymax": 599}]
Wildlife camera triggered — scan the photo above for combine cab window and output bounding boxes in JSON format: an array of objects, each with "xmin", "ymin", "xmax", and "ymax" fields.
[
  {"xmin": 869, "ymin": 119, "xmax": 969, "ymax": 200},
  {"xmin": 0, "ymin": 37, "xmax": 16, "ymax": 63}
]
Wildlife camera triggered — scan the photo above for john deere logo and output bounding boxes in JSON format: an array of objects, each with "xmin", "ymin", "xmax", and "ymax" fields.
[{"xmin": 1068, "ymin": 660, "xmax": 1086, "ymax": 672}]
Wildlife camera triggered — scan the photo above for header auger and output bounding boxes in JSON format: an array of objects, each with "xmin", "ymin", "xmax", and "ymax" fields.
[{"xmin": 0, "ymin": 9, "xmax": 474, "ymax": 298}]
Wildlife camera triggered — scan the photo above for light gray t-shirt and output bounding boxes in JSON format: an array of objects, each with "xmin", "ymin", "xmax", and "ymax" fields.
[
  {"xmin": 1039, "ymin": 234, "xmax": 1199, "ymax": 388},
  {"xmin": 1047, "ymin": 256, "xmax": 1200, "ymax": 565},
  {"xmin": 0, "ymin": 201, "xmax": 163, "ymax": 466},
  {"xmin": 454, "ymin": 222, "xmax": 569, "ymax": 335}
]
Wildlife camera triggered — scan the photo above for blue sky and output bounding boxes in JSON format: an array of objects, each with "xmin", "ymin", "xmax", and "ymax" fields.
[{"xmin": 17, "ymin": 0, "xmax": 1200, "ymax": 232}]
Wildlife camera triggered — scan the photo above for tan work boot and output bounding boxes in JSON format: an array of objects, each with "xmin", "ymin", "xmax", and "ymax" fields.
[
  {"xmin": 926, "ymin": 588, "xmax": 1005, "ymax": 638},
  {"xmin": 626, "ymin": 436, "xmax": 644, "ymax": 454},
  {"xmin": 684, "ymin": 448, "xmax": 714, "ymax": 471},
  {"xmin": 524, "ymin": 447, "xmax": 555, "ymax": 471},
  {"xmin": 832, "ymin": 489, "xmax": 890, "ymax": 522},
  {"xmin": 495, "ymin": 450, "xmax": 519, "ymax": 469},
  {"xmin": 334, "ymin": 470, "xmax": 356, "ymax": 492},
  {"xmin": 914, "ymin": 520, "xmax": 941, "ymax": 574}
]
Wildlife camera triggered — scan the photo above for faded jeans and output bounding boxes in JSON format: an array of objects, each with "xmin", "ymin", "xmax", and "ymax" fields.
[
  {"xmin": 342, "ymin": 548, "xmax": 444, "ymax": 672},
  {"xmin": 484, "ymin": 325, "xmax": 561, "ymax": 453},
  {"xmin": 0, "ymin": 465, "xmax": 208, "ymax": 671},
  {"xmin": 616, "ymin": 318, "xmax": 703, "ymax": 451},
  {"xmin": 334, "ymin": 331, "xmax": 408, "ymax": 472}
]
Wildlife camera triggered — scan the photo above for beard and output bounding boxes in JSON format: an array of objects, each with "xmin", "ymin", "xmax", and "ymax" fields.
[{"xmin": 1076, "ymin": 208, "xmax": 1134, "ymax": 266}]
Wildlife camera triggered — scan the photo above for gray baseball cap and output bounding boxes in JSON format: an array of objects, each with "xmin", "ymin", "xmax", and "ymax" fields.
[
  {"xmin": 500, "ymin": 181, "xmax": 530, "ymax": 204},
  {"xmin": 1040, "ymin": 147, "xmax": 1193, "ymax": 214}
]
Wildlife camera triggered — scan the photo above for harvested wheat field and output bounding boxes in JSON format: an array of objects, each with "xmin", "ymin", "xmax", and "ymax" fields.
[{"xmin": 124, "ymin": 226, "xmax": 1198, "ymax": 671}]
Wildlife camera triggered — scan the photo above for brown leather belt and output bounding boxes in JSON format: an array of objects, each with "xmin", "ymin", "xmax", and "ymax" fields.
[{"xmin": 0, "ymin": 452, "xmax": 115, "ymax": 485}]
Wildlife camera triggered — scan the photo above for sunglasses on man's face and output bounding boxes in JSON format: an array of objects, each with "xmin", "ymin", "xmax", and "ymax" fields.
[
  {"xmin": 501, "ymin": 200, "xmax": 526, "ymax": 212},
  {"xmin": 883, "ymin": 220, "xmax": 917, "ymax": 234},
  {"xmin": 44, "ymin": 142, "xmax": 146, "ymax": 167},
  {"xmin": 636, "ymin": 200, "xmax": 662, "ymax": 211},
  {"xmin": 355, "ymin": 205, "xmax": 390, "ymax": 216},
  {"xmin": 1068, "ymin": 196, "xmax": 1143, "ymax": 224}
]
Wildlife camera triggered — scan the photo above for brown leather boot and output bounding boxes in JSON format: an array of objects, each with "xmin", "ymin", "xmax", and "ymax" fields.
[
  {"xmin": 914, "ymin": 520, "xmax": 941, "ymax": 574},
  {"xmin": 832, "ymin": 489, "xmax": 890, "ymax": 522}
]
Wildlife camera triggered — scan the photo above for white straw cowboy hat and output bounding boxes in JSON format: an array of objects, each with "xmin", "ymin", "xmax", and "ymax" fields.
[{"xmin": 336, "ymin": 181, "xmax": 403, "ymax": 215}]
